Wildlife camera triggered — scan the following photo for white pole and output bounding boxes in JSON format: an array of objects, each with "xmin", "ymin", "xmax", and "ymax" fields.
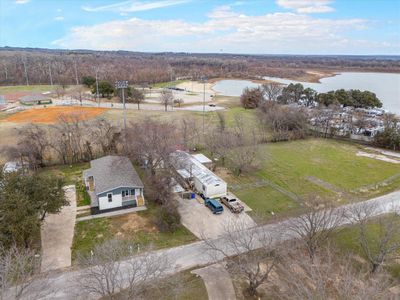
[
  {"xmin": 122, "ymin": 87, "xmax": 126, "ymax": 132},
  {"xmin": 203, "ymin": 79, "xmax": 206, "ymax": 135},
  {"xmin": 95, "ymin": 70, "xmax": 100, "ymax": 107}
]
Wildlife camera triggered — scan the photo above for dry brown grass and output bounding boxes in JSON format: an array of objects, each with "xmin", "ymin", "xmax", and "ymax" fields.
[{"xmin": 2, "ymin": 107, "xmax": 108, "ymax": 124}]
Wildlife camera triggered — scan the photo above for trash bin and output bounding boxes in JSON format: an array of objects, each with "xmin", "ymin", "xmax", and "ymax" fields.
[{"xmin": 191, "ymin": 193, "xmax": 196, "ymax": 199}]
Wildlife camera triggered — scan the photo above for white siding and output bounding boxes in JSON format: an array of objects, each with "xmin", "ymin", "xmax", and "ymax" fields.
[
  {"xmin": 194, "ymin": 177, "xmax": 227, "ymax": 198},
  {"xmin": 98, "ymin": 192, "xmax": 122, "ymax": 210}
]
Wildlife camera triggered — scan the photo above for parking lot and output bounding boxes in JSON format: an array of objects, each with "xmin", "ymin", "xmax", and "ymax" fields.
[{"xmin": 177, "ymin": 195, "xmax": 256, "ymax": 239}]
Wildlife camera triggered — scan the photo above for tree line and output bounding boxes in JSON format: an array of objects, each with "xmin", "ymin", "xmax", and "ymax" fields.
[
  {"xmin": 1, "ymin": 47, "xmax": 400, "ymax": 86},
  {"xmin": 241, "ymin": 82, "xmax": 382, "ymax": 109}
]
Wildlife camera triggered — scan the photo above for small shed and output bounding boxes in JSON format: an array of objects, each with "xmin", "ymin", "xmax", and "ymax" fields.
[
  {"xmin": 20, "ymin": 94, "xmax": 52, "ymax": 105},
  {"xmin": 192, "ymin": 153, "xmax": 213, "ymax": 168}
]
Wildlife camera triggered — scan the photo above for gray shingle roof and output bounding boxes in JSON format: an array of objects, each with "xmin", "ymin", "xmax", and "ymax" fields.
[{"xmin": 85, "ymin": 156, "xmax": 143, "ymax": 195}]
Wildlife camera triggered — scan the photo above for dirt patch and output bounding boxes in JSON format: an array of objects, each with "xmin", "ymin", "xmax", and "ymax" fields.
[
  {"xmin": 356, "ymin": 151, "xmax": 400, "ymax": 164},
  {"xmin": 111, "ymin": 213, "xmax": 157, "ymax": 235},
  {"xmin": 2, "ymin": 106, "xmax": 108, "ymax": 124}
]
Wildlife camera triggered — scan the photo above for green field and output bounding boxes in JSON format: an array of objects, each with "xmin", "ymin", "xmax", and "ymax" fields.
[
  {"xmin": 219, "ymin": 138, "xmax": 400, "ymax": 219},
  {"xmin": 0, "ymin": 84, "xmax": 58, "ymax": 93},
  {"xmin": 151, "ymin": 80, "xmax": 187, "ymax": 88}
]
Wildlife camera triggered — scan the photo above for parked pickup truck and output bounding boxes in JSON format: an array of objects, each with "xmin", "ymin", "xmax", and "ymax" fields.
[
  {"xmin": 205, "ymin": 199, "xmax": 224, "ymax": 214},
  {"xmin": 220, "ymin": 196, "xmax": 244, "ymax": 213}
]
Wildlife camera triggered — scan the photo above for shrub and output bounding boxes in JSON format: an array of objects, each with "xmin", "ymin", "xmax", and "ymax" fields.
[{"xmin": 156, "ymin": 203, "xmax": 181, "ymax": 233}]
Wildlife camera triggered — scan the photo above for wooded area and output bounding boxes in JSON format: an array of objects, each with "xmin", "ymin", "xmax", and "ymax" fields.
[{"xmin": 1, "ymin": 47, "xmax": 400, "ymax": 86}]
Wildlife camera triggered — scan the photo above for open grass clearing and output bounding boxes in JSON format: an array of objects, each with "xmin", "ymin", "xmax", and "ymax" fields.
[
  {"xmin": 71, "ymin": 205, "xmax": 198, "ymax": 262},
  {"xmin": 0, "ymin": 84, "xmax": 58, "ymax": 93},
  {"xmin": 217, "ymin": 138, "xmax": 400, "ymax": 221},
  {"xmin": 151, "ymin": 80, "xmax": 187, "ymax": 88},
  {"xmin": 39, "ymin": 162, "xmax": 89, "ymax": 185}
]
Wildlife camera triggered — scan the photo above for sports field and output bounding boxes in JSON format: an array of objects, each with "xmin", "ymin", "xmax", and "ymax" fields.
[{"xmin": 2, "ymin": 107, "xmax": 108, "ymax": 124}]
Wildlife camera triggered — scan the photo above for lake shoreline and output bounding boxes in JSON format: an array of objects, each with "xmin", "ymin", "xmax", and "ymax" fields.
[{"xmin": 212, "ymin": 72, "xmax": 400, "ymax": 114}]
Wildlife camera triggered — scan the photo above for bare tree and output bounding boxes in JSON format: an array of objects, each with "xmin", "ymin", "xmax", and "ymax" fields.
[
  {"xmin": 21, "ymin": 57, "xmax": 29, "ymax": 86},
  {"xmin": 14, "ymin": 124, "xmax": 50, "ymax": 169},
  {"xmin": 76, "ymin": 239, "xmax": 168, "ymax": 300},
  {"xmin": 258, "ymin": 101, "xmax": 309, "ymax": 142},
  {"xmin": 179, "ymin": 117, "xmax": 201, "ymax": 150},
  {"xmin": 126, "ymin": 118, "xmax": 177, "ymax": 175},
  {"xmin": 0, "ymin": 245, "xmax": 50, "ymax": 300},
  {"xmin": 71, "ymin": 85, "xmax": 85, "ymax": 106},
  {"xmin": 262, "ymin": 82, "xmax": 282, "ymax": 101},
  {"xmin": 273, "ymin": 244, "xmax": 392, "ymax": 300},
  {"xmin": 91, "ymin": 118, "xmax": 121, "ymax": 156},
  {"xmin": 204, "ymin": 220, "xmax": 280, "ymax": 297},
  {"xmin": 159, "ymin": 89, "xmax": 173, "ymax": 111},
  {"xmin": 349, "ymin": 203, "xmax": 400, "ymax": 273},
  {"xmin": 287, "ymin": 203, "xmax": 345, "ymax": 261}
]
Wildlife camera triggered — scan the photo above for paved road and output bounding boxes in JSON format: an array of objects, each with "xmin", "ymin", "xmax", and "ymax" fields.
[
  {"xmin": 26, "ymin": 189, "xmax": 400, "ymax": 299},
  {"xmin": 40, "ymin": 185, "xmax": 76, "ymax": 272},
  {"xmin": 192, "ymin": 263, "xmax": 236, "ymax": 300},
  {"xmin": 52, "ymin": 99, "xmax": 225, "ymax": 112}
]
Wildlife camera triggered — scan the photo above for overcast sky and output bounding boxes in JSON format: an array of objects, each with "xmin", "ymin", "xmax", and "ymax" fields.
[{"xmin": 1, "ymin": 0, "xmax": 399, "ymax": 55}]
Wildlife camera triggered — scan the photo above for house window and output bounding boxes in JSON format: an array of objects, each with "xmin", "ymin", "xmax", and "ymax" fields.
[
  {"xmin": 130, "ymin": 189, "xmax": 135, "ymax": 196},
  {"xmin": 107, "ymin": 193, "xmax": 112, "ymax": 202}
]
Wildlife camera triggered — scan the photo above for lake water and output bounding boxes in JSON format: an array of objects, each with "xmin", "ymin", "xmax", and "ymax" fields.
[{"xmin": 213, "ymin": 72, "xmax": 400, "ymax": 114}]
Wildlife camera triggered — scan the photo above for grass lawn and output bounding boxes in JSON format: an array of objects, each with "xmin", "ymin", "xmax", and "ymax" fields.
[
  {"xmin": 0, "ymin": 84, "xmax": 58, "ymax": 93},
  {"xmin": 332, "ymin": 214, "xmax": 400, "ymax": 278},
  {"xmin": 72, "ymin": 205, "xmax": 198, "ymax": 261},
  {"xmin": 76, "ymin": 180, "xmax": 91, "ymax": 206},
  {"xmin": 217, "ymin": 138, "xmax": 400, "ymax": 220},
  {"xmin": 139, "ymin": 269, "xmax": 208, "ymax": 300},
  {"xmin": 39, "ymin": 162, "xmax": 89, "ymax": 185},
  {"xmin": 151, "ymin": 80, "xmax": 187, "ymax": 88}
]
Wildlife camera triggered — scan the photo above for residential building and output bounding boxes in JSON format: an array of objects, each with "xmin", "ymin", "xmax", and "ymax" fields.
[{"xmin": 83, "ymin": 156, "xmax": 145, "ymax": 213}]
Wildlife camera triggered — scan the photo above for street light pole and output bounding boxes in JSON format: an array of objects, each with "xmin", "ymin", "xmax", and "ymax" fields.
[
  {"xmin": 122, "ymin": 87, "xmax": 126, "ymax": 131},
  {"xmin": 95, "ymin": 69, "xmax": 100, "ymax": 107},
  {"xmin": 115, "ymin": 80, "xmax": 129, "ymax": 133},
  {"xmin": 201, "ymin": 76, "xmax": 207, "ymax": 136}
]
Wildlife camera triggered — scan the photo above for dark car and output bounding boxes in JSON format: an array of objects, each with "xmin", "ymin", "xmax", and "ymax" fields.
[
  {"xmin": 209, "ymin": 103, "xmax": 216, "ymax": 107},
  {"xmin": 205, "ymin": 199, "xmax": 224, "ymax": 214}
]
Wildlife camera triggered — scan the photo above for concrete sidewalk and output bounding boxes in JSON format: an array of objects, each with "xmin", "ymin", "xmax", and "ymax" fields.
[
  {"xmin": 76, "ymin": 206, "xmax": 147, "ymax": 222},
  {"xmin": 192, "ymin": 263, "xmax": 236, "ymax": 300},
  {"xmin": 41, "ymin": 185, "xmax": 76, "ymax": 272}
]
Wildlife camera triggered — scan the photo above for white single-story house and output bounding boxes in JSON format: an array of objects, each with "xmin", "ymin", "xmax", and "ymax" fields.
[
  {"xmin": 83, "ymin": 156, "xmax": 145, "ymax": 213},
  {"xmin": 172, "ymin": 151, "xmax": 227, "ymax": 199}
]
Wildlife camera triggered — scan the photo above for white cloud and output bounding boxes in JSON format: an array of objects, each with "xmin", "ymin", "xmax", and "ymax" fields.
[
  {"xmin": 54, "ymin": 16, "xmax": 65, "ymax": 21},
  {"xmin": 82, "ymin": 0, "xmax": 189, "ymax": 13},
  {"xmin": 15, "ymin": 0, "xmax": 30, "ymax": 4},
  {"xmin": 276, "ymin": 0, "xmax": 334, "ymax": 14},
  {"xmin": 53, "ymin": 7, "xmax": 377, "ymax": 54}
]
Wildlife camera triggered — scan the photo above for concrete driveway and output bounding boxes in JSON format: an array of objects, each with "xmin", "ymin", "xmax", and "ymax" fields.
[
  {"xmin": 192, "ymin": 263, "xmax": 236, "ymax": 300},
  {"xmin": 177, "ymin": 196, "xmax": 256, "ymax": 239},
  {"xmin": 41, "ymin": 185, "xmax": 76, "ymax": 272}
]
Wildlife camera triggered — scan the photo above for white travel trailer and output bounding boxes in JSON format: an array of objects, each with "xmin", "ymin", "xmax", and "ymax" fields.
[{"xmin": 173, "ymin": 151, "xmax": 227, "ymax": 199}]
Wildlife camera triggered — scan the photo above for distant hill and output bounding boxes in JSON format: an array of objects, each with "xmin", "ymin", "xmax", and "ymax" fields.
[{"xmin": 1, "ymin": 46, "xmax": 399, "ymax": 86}]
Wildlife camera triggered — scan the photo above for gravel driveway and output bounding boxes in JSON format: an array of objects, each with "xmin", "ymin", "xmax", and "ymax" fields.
[
  {"xmin": 177, "ymin": 196, "xmax": 256, "ymax": 239},
  {"xmin": 41, "ymin": 185, "xmax": 76, "ymax": 272}
]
